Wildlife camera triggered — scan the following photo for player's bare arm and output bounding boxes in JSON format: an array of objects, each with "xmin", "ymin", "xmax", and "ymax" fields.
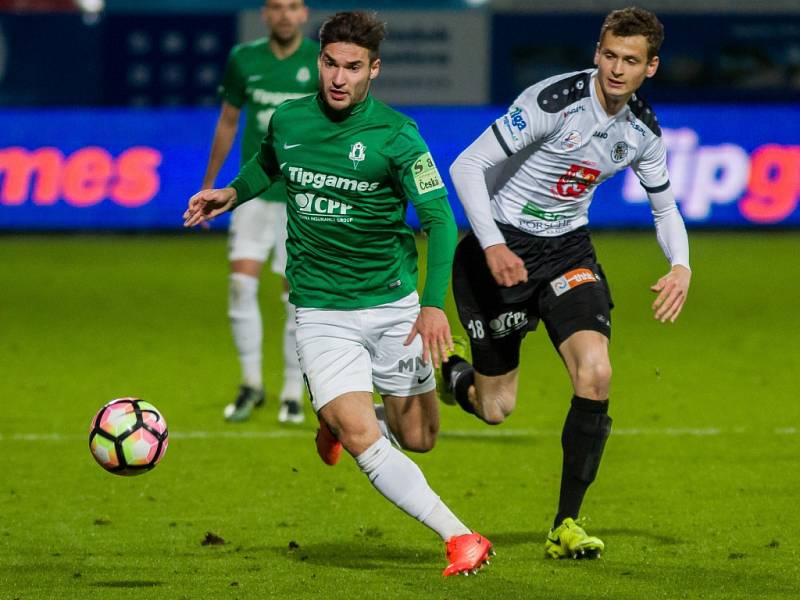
[
  {"xmin": 484, "ymin": 243, "xmax": 528, "ymax": 287},
  {"xmin": 201, "ymin": 102, "xmax": 241, "ymax": 190},
  {"xmin": 404, "ymin": 306, "xmax": 453, "ymax": 369},
  {"xmin": 651, "ymin": 264, "xmax": 691, "ymax": 323},
  {"xmin": 183, "ymin": 187, "xmax": 237, "ymax": 227}
]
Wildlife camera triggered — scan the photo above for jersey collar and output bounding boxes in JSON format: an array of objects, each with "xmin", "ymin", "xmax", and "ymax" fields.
[
  {"xmin": 316, "ymin": 92, "xmax": 374, "ymax": 122},
  {"xmin": 589, "ymin": 69, "xmax": 631, "ymax": 125}
]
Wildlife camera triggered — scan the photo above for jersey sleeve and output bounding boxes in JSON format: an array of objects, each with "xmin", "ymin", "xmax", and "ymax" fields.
[
  {"xmin": 386, "ymin": 122, "xmax": 448, "ymax": 206},
  {"xmin": 491, "ymin": 87, "xmax": 556, "ymax": 156},
  {"xmin": 218, "ymin": 47, "xmax": 246, "ymax": 109},
  {"xmin": 631, "ymin": 135, "xmax": 670, "ymax": 193}
]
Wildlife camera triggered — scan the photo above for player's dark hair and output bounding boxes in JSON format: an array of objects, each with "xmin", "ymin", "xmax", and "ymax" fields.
[
  {"xmin": 599, "ymin": 6, "xmax": 664, "ymax": 59},
  {"xmin": 318, "ymin": 11, "xmax": 386, "ymax": 61}
]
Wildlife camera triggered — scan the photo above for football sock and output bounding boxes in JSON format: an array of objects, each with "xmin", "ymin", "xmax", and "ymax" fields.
[
  {"xmin": 555, "ymin": 395, "xmax": 612, "ymax": 527},
  {"xmin": 373, "ymin": 404, "xmax": 399, "ymax": 447},
  {"xmin": 279, "ymin": 292, "xmax": 303, "ymax": 401},
  {"xmin": 228, "ymin": 273, "xmax": 262, "ymax": 390},
  {"xmin": 356, "ymin": 437, "xmax": 470, "ymax": 540},
  {"xmin": 450, "ymin": 361, "xmax": 476, "ymax": 415}
]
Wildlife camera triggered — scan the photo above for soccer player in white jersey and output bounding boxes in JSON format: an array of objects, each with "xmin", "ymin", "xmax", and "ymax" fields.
[{"xmin": 442, "ymin": 7, "xmax": 691, "ymax": 558}]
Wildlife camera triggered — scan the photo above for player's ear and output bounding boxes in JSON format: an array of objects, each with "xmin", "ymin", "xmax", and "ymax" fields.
[
  {"xmin": 369, "ymin": 58, "xmax": 381, "ymax": 80},
  {"xmin": 593, "ymin": 43, "xmax": 600, "ymax": 67},
  {"xmin": 645, "ymin": 55, "xmax": 660, "ymax": 78}
]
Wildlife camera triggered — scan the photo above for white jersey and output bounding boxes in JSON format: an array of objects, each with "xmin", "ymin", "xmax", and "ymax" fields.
[{"xmin": 488, "ymin": 68, "xmax": 669, "ymax": 237}]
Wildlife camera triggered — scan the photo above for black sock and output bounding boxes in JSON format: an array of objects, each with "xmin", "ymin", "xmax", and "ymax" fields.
[
  {"xmin": 450, "ymin": 361, "xmax": 476, "ymax": 415},
  {"xmin": 554, "ymin": 395, "xmax": 612, "ymax": 528}
]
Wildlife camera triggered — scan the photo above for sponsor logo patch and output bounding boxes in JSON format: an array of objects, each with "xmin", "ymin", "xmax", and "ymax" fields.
[
  {"xmin": 561, "ymin": 130, "xmax": 582, "ymax": 151},
  {"xmin": 488, "ymin": 311, "xmax": 528, "ymax": 338},
  {"xmin": 611, "ymin": 141, "xmax": 629, "ymax": 163},
  {"xmin": 412, "ymin": 152, "xmax": 444, "ymax": 195},
  {"xmin": 550, "ymin": 268, "xmax": 599, "ymax": 296},
  {"xmin": 553, "ymin": 164, "xmax": 601, "ymax": 198},
  {"xmin": 509, "ymin": 106, "xmax": 527, "ymax": 131}
]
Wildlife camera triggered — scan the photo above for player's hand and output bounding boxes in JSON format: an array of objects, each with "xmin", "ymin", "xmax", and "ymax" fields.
[
  {"xmin": 485, "ymin": 244, "xmax": 528, "ymax": 287},
  {"xmin": 183, "ymin": 187, "xmax": 237, "ymax": 227},
  {"xmin": 404, "ymin": 306, "xmax": 453, "ymax": 369},
  {"xmin": 650, "ymin": 264, "xmax": 691, "ymax": 323}
]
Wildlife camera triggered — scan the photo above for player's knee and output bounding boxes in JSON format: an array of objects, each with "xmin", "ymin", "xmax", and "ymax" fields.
[
  {"xmin": 396, "ymin": 422, "xmax": 438, "ymax": 453},
  {"xmin": 228, "ymin": 274, "xmax": 258, "ymax": 317},
  {"xmin": 575, "ymin": 361, "xmax": 612, "ymax": 398}
]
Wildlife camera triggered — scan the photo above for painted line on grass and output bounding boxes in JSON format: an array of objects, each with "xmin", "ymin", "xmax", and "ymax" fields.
[{"xmin": 0, "ymin": 426, "xmax": 795, "ymax": 442}]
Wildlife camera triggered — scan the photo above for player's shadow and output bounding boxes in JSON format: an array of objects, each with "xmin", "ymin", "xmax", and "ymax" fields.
[
  {"xmin": 93, "ymin": 580, "xmax": 164, "ymax": 588},
  {"xmin": 276, "ymin": 541, "xmax": 437, "ymax": 571}
]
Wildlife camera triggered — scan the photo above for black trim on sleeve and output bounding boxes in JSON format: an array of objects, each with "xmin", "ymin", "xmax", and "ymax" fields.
[
  {"xmin": 491, "ymin": 122, "xmax": 513, "ymax": 157},
  {"xmin": 641, "ymin": 180, "xmax": 671, "ymax": 193}
]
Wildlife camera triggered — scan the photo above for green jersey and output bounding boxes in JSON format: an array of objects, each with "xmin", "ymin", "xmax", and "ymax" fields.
[
  {"xmin": 231, "ymin": 94, "xmax": 451, "ymax": 310},
  {"xmin": 218, "ymin": 37, "xmax": 318, "ymax": 202}
]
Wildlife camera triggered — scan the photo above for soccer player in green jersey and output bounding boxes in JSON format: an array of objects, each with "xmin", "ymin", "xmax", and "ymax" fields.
[
  {"xmin": 185, "ymin": 11, "xmax": 493, "ymax": 576},
  {"xmin": 201, "ymin": 0, "xmax": 318, "ymax": 424}
]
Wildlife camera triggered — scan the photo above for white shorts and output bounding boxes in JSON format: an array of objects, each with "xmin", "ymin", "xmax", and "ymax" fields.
[
  {"xmin": 227, "ymin": 198, "xmax": 287, "ymax": 275},
  {"xmin": 295, "ymin": 291, "xmax": 436, "ymax": 412}
]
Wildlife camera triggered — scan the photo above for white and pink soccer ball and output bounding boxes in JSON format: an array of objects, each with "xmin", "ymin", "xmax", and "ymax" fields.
[{"xmin": 88, "ymin": 398, "xmax": 168, "ymax": 476}]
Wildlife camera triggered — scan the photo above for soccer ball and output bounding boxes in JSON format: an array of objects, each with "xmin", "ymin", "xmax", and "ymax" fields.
[{"xmin": 88, "ymin": 398, "xmax": 169, "ymax": 476}]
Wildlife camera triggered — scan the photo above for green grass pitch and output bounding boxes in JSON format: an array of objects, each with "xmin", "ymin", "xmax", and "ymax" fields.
[{"xmin": 1, "ymin": 231, "xmax": 798, "ymax": 599}]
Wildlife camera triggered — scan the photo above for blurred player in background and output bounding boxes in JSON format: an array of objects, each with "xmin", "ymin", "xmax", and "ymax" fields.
[
  {"xmin": 186, "ymin": 11, "xmax": 493, "ymax": 577},
  {"xmin": 201, "ymin": 0, "xmax": 317, "ymax": 423},
  {"xmin": 444, "ymin": 7, "xmax": 690, "ymax": 558}
]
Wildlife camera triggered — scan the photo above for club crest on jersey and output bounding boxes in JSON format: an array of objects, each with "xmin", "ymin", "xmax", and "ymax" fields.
[
  {"xmin": 561, "ymin": 130, "xmax": 582, "ymax": 151},
  {"xmin": 611, "ymin": 141, "xmax": 629, "ymax": 163},
  {"xmin": 296, "ymin": 66, "xmax": 311, "ymax": 83},
  {"xmin": 349, "ymin": 141, "xmax": 366, "ymax": 169},
  {"xmin": 550, "ymin": 268, "xmax": 599, "ymax": 297}
]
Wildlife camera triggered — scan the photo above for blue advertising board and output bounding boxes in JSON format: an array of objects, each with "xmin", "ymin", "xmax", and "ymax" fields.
[{"xmin": 1, "ymin": 105, "xmax": 798, "ymax": 230}]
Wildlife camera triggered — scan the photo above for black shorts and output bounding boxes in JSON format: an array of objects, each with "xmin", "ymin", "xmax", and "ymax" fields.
[{"xmin": 452, "ymin": 224, "xmax": 613, "ymax": 376}]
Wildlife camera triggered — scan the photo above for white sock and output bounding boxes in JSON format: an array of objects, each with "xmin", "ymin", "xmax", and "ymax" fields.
[
  {"xmin": 279, "ymin": 292, "xmax": 304, "ymax": 401},
  {"xmin": 228, "ymin": 273, "xmax": 262, "ymax": 390},
  {"xmin": 355, "ymin": 437, "xmax": 470, "ymax": 540},
  {"xmin": 374, "ymin": 404, "xmax": 399, "ymax": 447}
]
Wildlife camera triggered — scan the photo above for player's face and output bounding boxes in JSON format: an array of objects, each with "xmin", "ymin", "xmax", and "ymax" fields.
[
  {"xmin": 318, "ymin": 43, "xmax": 380, "ymax": 111},
  {"xmin": 593, "ymin": 32, "xmax": 659, "ymax": 102},
  {"xmin": 262, "ymin": 0, "xmax": 308, "ymax": 44}
]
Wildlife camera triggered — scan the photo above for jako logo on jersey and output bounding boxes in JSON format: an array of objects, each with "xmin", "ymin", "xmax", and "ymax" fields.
[
  {"xmin": 349, "ymin": 142, "xmax": 366, "ymax": 169},
  {"xmin": 554, "ymin": 164, "xmax": 601, "ymax": 198},
  {"xmin": 593, "ymin": 131, "xmax": 609, "ymax": 139},
  {"xmin": 611, "ymin": 141, "xmax": 629, "ymax": 163},
  {"xmin": 287, "ymin": 166, "xmax": 379, "ymax": 192},
  {"xmin": 488, "ymin": 311, "xmax": 528, "ymax": 338},
  {"xmin": 294, "ymin": 192, "xmax": 353, "ymax": 217},
  {"xmin": 550, "ymin": 268, "xmax": 599, "ymax": 297},
  {"xmin": 561, "ymin": 130, "xmax": 582, "ymax": 151}
]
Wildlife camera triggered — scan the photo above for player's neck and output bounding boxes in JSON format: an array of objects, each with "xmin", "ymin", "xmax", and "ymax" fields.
[
  {"xmin": 269, "ymin": 34, "xmax": 303, "ymax": 60},
  {"xmin": 593, "ymin": 76, "xmax": 630, "ymax": 117}
]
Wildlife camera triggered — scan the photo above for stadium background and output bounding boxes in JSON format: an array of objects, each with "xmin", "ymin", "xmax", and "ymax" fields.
[
  {"xmin": 1, "ymin": 0, "xmax": 798, "ymax": 230},
  {"xmin": 2, "ymin": 2, "xmax": 799, "ymax": 599}
]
